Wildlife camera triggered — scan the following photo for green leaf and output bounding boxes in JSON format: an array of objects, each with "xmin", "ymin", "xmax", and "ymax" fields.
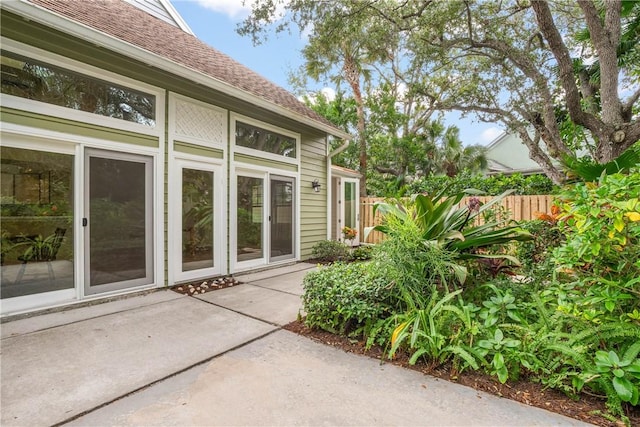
[
  {"xmin": 613, "ymin": 215, "xmax": 625, "ymax": 232},
  {"xmin": 613, "ymin": 368, "xmax": 625, "ymax": 378},
  {"xmin": 604, "ymin": 300, "xmax": 614, "ymax": 312},
  {"xmin": 612, "ymin": 376, "xmax": 634, "ymax": 402}
]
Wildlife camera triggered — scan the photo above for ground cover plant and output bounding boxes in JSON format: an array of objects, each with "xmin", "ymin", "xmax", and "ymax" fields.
[{"xmin": 301, "ymin": 177, "xmax": 640, "ymax": 426}]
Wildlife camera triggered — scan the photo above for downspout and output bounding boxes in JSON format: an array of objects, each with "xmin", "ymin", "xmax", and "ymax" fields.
[{"xmin": 326, "ymin": 137, "xmax": 352, "ymax": 239}]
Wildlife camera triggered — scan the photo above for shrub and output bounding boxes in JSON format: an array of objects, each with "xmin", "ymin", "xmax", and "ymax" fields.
[
  {"xmin": 351, "ymin": 245, "xmax": 373, "ymax": 261},
  {"xmin": 404, "ymin": 171, "xmax": 558, "ymax": 197},
  {"xmin": 310, "ymin": 240, "xmax": 352, "ymax": 262},
  {"xmin": 515, "ymin": 218, "xmax": 564, "ymax": 271},
  {"xmin": 372, "ymin": 211, "xmax": 460, "ymax": 301},
  {"xmin": 302, "ymin": 262, "xmax": 392, "ymax": 336},
  {"xmin": 553, "ymin": 168, "xmax": 640, "ymax": 284}
]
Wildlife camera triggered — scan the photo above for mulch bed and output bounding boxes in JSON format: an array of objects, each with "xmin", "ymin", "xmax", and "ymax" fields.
[
  {"xmin": 171, "ymin": 276, "xmax": 242, "ymax": 296},
  {"xmin": 284, "ymin": 320, "xmax": 639, "ymax": 427}
]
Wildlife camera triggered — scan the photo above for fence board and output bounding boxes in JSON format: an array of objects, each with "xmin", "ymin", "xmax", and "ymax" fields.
[{"xmin": 359, "ymin": 194, "xmax": 555, "ymax": 244}]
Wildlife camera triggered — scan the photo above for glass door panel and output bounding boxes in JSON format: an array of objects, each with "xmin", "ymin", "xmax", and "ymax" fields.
[
  {"xmin": 0, "ymin": 147, "xmax": 74, "ymax": 299},
  {"xmin": 343, "ymin": 180, "xmax": 359, "ymax": 246},
  {"xmin": 85, "ymin": 150, "xmax": 152, "ymax": 294},
  {"xmin": 270, "ymin": 176, "xmax": 294, "ymax": 261},
  {"xmin": 236, "ymin": 176, "xmax": 263, "ymax": 262},
  {"xmin": 181, "ymin": 168, "xmax": 214, "ymax": 272}
]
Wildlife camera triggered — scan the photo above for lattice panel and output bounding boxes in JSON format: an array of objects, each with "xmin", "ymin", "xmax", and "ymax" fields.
[{"xmin": 174, "ymin": 99, "xmax": 225, "ymax": 144}]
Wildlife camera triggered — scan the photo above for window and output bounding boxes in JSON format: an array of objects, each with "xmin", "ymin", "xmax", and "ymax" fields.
[
  {"xmin": 1, "ymin": 147, "xmax": 74, "ymax": 298},
  {"xmin": 237, "ymin": 176, "xmax": 263, "ymax": 261},
  {"xmin": 1, "ymin": 50, "xmax": 156, "ymax": 126},
  {"xmin": 235, "ymin": 121, "xmax": 296, "ymax": 158},
  {"xmin": 181, "ymin": 168, "xmax": 214, "ymax": 272}
]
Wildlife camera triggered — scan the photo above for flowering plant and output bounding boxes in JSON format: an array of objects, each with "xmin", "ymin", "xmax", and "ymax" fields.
[{"xmin": 342, "ymin": 226, "xmax": 357, "ymax": 240}]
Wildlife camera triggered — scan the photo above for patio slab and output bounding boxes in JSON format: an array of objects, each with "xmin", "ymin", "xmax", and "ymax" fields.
[
  {"xmin": 194, "ymin": 284, "xmax": 303, "ymax": 326},
  {"xmin": 0, "ymin": 296, "xmax": 275, "ymax": 427},
  {"xmin": 69, "ymin": 330, "xmax": 591, "ymax": 427},
  {"xmin": 1, "ymin": 290, "xmax": 181, "ymax": 339},
  {"xmin": 233, "ymin": 262, "xmax": 315, "ymax": 283},
  {"xmin": 247, "ymin": 266, "xmax": 315, "ymax": 296}
]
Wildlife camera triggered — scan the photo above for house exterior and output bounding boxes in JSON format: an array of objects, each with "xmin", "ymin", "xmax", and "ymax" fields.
[
  {"xmin": 0, "ymin": 0, "xmax": 349, "ymax": 316},
  {"xmin": 485, "ymin": 131, "xmax": 546, "ymax": 175}
]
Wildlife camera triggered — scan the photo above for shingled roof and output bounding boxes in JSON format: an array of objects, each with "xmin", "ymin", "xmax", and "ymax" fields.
[{"xmin": 24, "ymin": 0, "xmax": 343, "ymax": 135}]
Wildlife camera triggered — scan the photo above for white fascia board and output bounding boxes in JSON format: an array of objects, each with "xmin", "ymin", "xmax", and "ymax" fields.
[{"xmin": 4, "ymin": 0, "xmax": 351, "ymax": 141}]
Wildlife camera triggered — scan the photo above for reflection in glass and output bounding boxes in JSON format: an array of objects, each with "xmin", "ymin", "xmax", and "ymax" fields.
[
  {"xmin": 1, "ymin": 50, "xmax": 155, "ymax": 126},
  {"xmin": 237, "ymin": 176, "xmax": 263, "ymax": 261},
  {"xmin": 0, "ymin": 147, "xmax": 74, "ymax": 298},
  {"xmin": 182, "ymin": 169, "xmax": 214, "ymax": 272},
  {"xmin": 344, "ymin": 181, "xmax": 357, "ymax": 230},
  {"xmin": 270, "ymin": 178, "xmax": 294, "ymax": 259},
  {"xmin": 89, "ymin": 156, "xmax": 148, "ymax": 286},
  {"xmin": 235, "ymin": 122, "xmax": 296, "ymax": 158}
]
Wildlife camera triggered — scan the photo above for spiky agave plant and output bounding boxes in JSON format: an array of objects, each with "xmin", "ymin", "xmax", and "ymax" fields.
[{"xmin": 365, "ymin": 187, "xmax": 532, "ymax": 285}]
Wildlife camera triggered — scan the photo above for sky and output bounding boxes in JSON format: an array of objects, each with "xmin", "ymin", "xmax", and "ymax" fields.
[{"xmin": 170, "ymin": 0, "xmax": 505, "ymax": 146}]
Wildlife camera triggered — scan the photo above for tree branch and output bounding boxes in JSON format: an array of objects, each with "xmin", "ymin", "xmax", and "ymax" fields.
[{"xmin": 530, "ymin": 1, "xmax": 601, "ymax": 131}]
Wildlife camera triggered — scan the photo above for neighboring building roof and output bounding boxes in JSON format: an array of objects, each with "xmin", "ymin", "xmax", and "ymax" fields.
[
  {"xmin": 331, "ymin": 165, "xmax": 362, "ymax": 178},
  {"xmin": 12, "ymin": 0, "xmax": 348, "ymax": 139}
]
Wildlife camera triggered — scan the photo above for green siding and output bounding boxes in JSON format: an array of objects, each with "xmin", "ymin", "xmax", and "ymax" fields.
[
  {"xmin": 299, "ymin": 134, "xmax": 328, "ymax": 259},
  {"xmin": 0, "ymin": 107, "xmax": 158, "ymax": 147},
  {"xmin": 174, "ymin": 141, "xmax": 224, "ymax": 159},
  {"xmin": 233, "ymin": 152, "xmax": 298, "ymax": 172}
]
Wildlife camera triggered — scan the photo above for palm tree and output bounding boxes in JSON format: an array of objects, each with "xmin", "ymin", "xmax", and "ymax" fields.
[{"xmin": 437, "ymin": 127, "xmax": 488, "ymax": 177}]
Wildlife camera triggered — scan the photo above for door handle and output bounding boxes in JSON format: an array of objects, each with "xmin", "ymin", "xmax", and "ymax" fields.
[{"xmin": 82, "ymin": 218, "xmax": 88, "ymax": 227}]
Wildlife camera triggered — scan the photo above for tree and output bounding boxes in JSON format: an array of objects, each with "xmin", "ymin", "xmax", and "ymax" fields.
[
  {"xmin": 240, "ymin": 1, "xmax": 638, "ymax": 185},
  {"xmin": 437, "ymin": 127, "xmax": 488, "ymax": 178},
  {"xmin": 302, "ymin": 90, "xmax": 359, "ymax": 170},
  {"xmin": 364, "ymin": 0, "xmax": 639, "ymax": 183},
  {"xmin": 240, "ymin": 1, "xmax": 446, "ymax": 195}
]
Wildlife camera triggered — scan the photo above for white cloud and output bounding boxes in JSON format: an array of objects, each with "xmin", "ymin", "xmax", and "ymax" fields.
[
  {"xmin": 196, "ymin": 0, "xmax": 251, "ymax": 19},
  {"xmin": 298, "ymin": 87, "xmax": 336, "ymax": 105},
  {"xmin": 479, "ymin": 127, "xmax": 504, "ymax": 145},
  {"xmin": 320, "ymin": 87, "xmax": 336, "ymax": 102},
  {"xmin": 195, "ymin": 0, "xmax": 290, "ymax": 21}
]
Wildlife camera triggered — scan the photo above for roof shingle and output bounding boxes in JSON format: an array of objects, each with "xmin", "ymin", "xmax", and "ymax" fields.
[{"xmin": 27, "ymin": 0, "xmax": 340, "ymax": 133}]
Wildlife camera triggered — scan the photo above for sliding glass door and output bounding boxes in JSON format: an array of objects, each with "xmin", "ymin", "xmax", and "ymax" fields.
[
  {"xmin": 235, "ymin": 173, "xmax": 296, "ymax": 268},
  {"xmin": 84, "ymin": 149, "xmax": 153, "ymax": 295}
]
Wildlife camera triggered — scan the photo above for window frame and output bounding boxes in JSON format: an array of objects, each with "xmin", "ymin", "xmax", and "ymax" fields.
[
  {"xmin": 231, "ymin": 113, "xmax": 300, "ymax": 165},
  {"xmin": 0, "ymin": 38, "xmax": 164, "ymax": 137}
]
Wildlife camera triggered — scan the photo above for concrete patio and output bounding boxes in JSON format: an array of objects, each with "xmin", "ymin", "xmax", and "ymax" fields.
[{"xmin": 0, "ymin": 263, "xmax": 591, "ymax": 426}]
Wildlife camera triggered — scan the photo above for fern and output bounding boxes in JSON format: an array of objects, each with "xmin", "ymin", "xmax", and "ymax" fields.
[
  {"xmin": 444, "ymin": 344, "xmax": 482, "ymax": 371},
  {"xmin": 622, "ymin": 340, "xmax": 640, "ymax": 362},
  {"xmin": 544, "ymin": 343, "xmax": 594, "ymax": 371}
]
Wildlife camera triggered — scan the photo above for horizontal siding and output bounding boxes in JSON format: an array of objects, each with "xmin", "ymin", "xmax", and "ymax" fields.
[
  {"xmin": 233, "ymin": 152, "xmax": 298, "ymax": 172},
  {"xmin": 174, "ymin": 141, "xmax": 224, "ymax": 159},
  {"xmin": 300, "ymin": 134, "xmax": 327, "ymax": 259},
  {"xmin": 1, "ymin": 107, "xmax": 158, "ymax": 147}
]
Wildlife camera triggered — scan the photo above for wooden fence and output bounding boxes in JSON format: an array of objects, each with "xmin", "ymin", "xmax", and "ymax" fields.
[{"xmin": 360, "ymin": 195, "xmax": 555, "ymax": 244}]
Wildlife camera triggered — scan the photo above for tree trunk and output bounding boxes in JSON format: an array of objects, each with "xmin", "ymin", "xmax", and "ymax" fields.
[{"xmin": 343, "ymin": 55, "xmax": 368, "ymax": 197}]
